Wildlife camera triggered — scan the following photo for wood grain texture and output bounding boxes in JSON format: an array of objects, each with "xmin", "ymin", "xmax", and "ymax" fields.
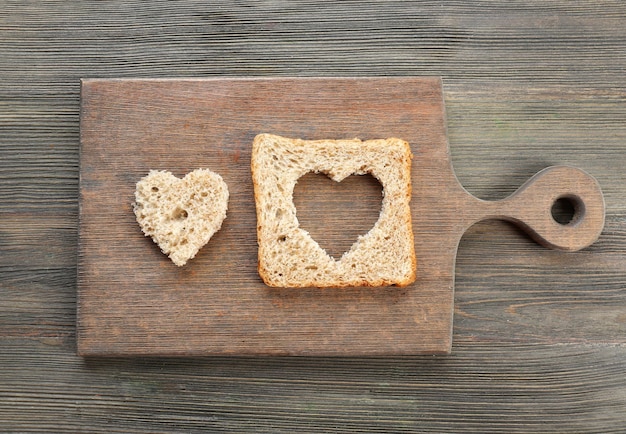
[
  {"xmin": 77, "ymin": 77, "xmax": 456, "ymax": 356},
  {"xmin": 1, "ymin": 0, "xmax": 625, "ymax": 431},
  {"xmin": 2, "ymin": 338, "xmax": 625, "ymax": 433}
]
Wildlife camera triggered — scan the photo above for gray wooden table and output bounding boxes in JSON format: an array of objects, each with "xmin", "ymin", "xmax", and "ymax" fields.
[{"xmin": 1, "ymin": 1, "xmax": 624, "ymax": 432}]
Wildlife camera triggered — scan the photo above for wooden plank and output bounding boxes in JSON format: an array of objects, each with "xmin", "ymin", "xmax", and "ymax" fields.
[
  {"xmin": 2, "ymin": 337, "xmax": 625, "ymax": 433},
  {"xmin": 0, "ymin": 212, "xmax": 77, "ymax": 336},
  {"xmin": 455, "ymin": 219, "xmax": 626, "ymax": 344}
]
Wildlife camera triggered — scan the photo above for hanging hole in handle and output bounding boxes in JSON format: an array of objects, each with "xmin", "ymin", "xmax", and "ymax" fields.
[{"xmin": 551, "ymin": 195, "xmax": 585, "ymax": 226}]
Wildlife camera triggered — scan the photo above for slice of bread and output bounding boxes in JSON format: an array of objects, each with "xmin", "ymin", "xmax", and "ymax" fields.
[
  {"xmin": 251, "ymin": 133, "xmax": 416, "ymax": 288},
  {"xmin": 134, "ymin": 169, "xmax": 229, "ymax": 266}
]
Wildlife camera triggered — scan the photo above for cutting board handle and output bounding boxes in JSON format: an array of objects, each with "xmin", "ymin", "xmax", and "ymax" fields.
[{"xmin": 469, "ymin": 166, "xmax": 605, "ymax": 251}]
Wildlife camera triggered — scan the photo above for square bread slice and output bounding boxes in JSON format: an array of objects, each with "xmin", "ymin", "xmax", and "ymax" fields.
[{"xmin": 251, "ymin": 133, "xmax": 416, "ymax": 288}]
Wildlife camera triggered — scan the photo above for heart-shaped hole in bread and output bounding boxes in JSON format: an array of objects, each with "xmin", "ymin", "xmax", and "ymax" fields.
[{"xmin": 293, "ymin": 172, "xmax": 383, "ymax": 260}]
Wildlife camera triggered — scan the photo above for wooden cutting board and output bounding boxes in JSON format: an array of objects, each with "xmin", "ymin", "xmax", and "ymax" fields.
[{"xmin": 77, "ymin": 77, "xmax": 605, "ymax": 356}]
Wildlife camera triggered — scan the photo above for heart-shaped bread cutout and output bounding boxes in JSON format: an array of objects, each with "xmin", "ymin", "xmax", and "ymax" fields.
[
  {"xmin": 293, "ymin": 172, "xmax": 383, "ymax": 260},
  {"xmin": 133, "ymin": 169, "xmax": 229, "ymax": 266}
]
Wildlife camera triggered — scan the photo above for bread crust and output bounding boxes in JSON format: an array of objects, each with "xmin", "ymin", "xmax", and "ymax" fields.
[{"xmin": 251, "ymin": 133, "xmax": 416, "ymax": 288}]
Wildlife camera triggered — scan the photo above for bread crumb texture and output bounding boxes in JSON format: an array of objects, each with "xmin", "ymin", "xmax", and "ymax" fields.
[
  {"xmin": 251, "ymin": 133, "xmax": 416, "ymax": 288},
  {"xmin": 134, "ymin": 169, "xmax": 229, "ymax": 266}
]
